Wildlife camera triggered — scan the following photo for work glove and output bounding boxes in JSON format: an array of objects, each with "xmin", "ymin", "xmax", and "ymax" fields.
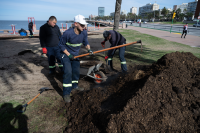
[
  {"xmin": 101, "ymin": 41, "xmax": 105, "ymax": 48},
  {"xmin": 42, "ymin": 48, "xmax": 47, "ymax": 54},
  {"xmin": 105, "ymin": 56, "xmax": 108, "ymax": 60},
  {"xmin": 88, "ymin": 49, "xmax": 93, "ymax": 55},
  {"xmin": 68, "ymin": 54, "xmax": 74, "ymax": 60}
]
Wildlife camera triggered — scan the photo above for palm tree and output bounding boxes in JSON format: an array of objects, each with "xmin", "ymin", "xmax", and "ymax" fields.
[{"xmin": 113, "ymin": 0, "xmax": 122, "ymax": 30}]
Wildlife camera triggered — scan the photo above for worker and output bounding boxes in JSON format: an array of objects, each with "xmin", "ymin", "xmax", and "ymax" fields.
[
  {"xmin": 101, "ymin": 30, "xmax": 127, "ymax": 73},
  {"xmin": 39, "ymin": 16, "xmax": 63, "ymax": 74},
  {"xmin": 181, "ymin": 23, "xmax": 188, "ymax": 38},
  {"xmin": 28, "ymin": 22, "xmax": 33, "ymax": 38},
  {"xmin": 58, "ymin": 15, "xmax": 93, "ymax": 103}
]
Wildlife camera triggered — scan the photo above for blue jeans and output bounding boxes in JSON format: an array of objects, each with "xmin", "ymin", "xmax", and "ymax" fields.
[
  {"xmin": 46, "ymin": 46, "xmax": 63, "ymax": 72},
  {"xmin": 107, "ymin": 45, "xmax": 127, "ymax": 72},
  {"xmin": 61, "ymin": 53, "xmax": 80, "ymax": 96}
]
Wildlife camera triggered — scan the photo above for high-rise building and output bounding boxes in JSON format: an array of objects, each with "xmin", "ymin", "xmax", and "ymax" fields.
[
  {"xmin": 110, "ymin": 12, "xmax": 115, "ymax": 17},
  {"xmin": 130, "ymin": 7, "xmax": 137, "ymax": 14},
  {"xmin": 139, "ymin": 3, "xmax": 159, "ymax": 17},
  {"xmin": 173, "ymin": 5, "xmax": 177, "ymax": 10},
  {"xmin": 176, "ymin": 3, "xmax": 188, "ymax": 13},
  {"xmin": 98, "ymin": 7, "xmax": 105, "ymax": 17},
  {"xmin": 187, "ymin": 0, "xmax": 198, "ymax": 15},
  {"xmin": 121, "ymin": 10, "xmax": 127, "ymax": 15}
]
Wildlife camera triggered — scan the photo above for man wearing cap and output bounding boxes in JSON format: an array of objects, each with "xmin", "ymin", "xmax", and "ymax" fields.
[
  {"xmin": 59, "ymin": 15, "xmax": 93, "ymax": 103},
  {"xmin": 39, "ymin": 16, "xmax": 63, "ymax": 74},
  {"xmin": 101, "ymin": 30, "xmax": 127, "ymax": 73}
]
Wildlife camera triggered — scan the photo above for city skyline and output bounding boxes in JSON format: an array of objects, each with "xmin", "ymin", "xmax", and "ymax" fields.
[{"xmin": 0, "ymin": 0, "xmax": 197, "ymax": 20}]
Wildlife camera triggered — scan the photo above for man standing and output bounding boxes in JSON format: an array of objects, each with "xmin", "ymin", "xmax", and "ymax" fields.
[
  {"xmin": 28, "ymin": 22, "xmax": 33, "ymax": 38},
  {"xmin": 39, "ymin": 16, "xmax": 63, "ymax": 74},
  {"xmin": 181, "ymin": 23, "xmax": 188, "ymax": 38},
  {"xmin": 58, "ymin": 15, "xmax": 93, "ymax": 103},
  {"xmin": 101, "ymin": 30, "xmax": 127, "ymax": 73}
]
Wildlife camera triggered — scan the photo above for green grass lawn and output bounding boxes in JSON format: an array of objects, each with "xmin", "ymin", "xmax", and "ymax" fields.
[
  {"xmin": 149, "ymin": 21, "xmax": 194, "ymax": 25},
  {"xmin": 103, "ymin": 28, "xmax": 200, "ymax": 66}
]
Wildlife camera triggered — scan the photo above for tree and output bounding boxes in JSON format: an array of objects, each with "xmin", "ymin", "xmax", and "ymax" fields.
[
  {"xmin": 161, "ymin": 7, "xmax": 168, "ymax": 18},
  {"xmin": 113, "ymin": 0, "xmax": 122, "ymax": 30},
  {"xmin": 175, "ymin": 8, "xmax": 181, "ymax": 20}
]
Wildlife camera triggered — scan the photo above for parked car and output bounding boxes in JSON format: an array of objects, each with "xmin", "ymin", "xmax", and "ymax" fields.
[
  {"xmin": 193, "ymin": 23, "xmax": 200, "ymax": 27},
  {"xmin": 143, "ymin": 21, "xmax": 147, "ymax": 24}
]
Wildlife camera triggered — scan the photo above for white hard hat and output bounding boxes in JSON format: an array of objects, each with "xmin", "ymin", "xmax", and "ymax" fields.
[{"xmin": 74, "ymin": 15, "xmax": 88, "ymax": 25}]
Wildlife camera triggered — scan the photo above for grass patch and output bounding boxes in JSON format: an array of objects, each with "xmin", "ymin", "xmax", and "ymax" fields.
[
  {"xmin": 99, "ymin": 29, "xmax": 200, "ymax": 66},
  {"xmin": 149, "ymin": 22, "xmax": 194, "ymax": 25}
]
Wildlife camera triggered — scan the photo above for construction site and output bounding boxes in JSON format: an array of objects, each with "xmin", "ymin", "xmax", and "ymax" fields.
[{"xmin": 0, "ymin": 26, "xmax": 200, "ymax": 133}]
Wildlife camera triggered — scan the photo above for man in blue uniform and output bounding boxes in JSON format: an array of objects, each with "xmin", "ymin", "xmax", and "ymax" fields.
[
  {"xmin": 101, "ymin": 30, "xmax": 127, "ymax": 73},
  {"xmin": 39, "ymin": 16, "xmax": 63, "ymax": 74},
  {"xmin": 59, "ymin": 15, "xmax": 93, "ymax": 103}
]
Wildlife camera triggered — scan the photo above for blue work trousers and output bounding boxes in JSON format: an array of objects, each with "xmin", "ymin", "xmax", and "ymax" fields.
[
  {"xmin": 46, "ymin": 46, "xmax": 63, "ymax": 72},
  {"xmin": 61, "ymin": 54, "xmax": 80, "ymax": 96},
  {"xmin": 107, "ymin": 45, "xmax": 127, "ymax": 72}
]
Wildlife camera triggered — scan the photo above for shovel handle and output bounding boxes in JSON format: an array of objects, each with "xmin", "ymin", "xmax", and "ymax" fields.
[
  {"xmin": 74, "ymin": 40, "xmax": 141, "ymax": 59},
  {"xmin": 27, "ymin": 93, "xmax": 41, "ymax": 105}
]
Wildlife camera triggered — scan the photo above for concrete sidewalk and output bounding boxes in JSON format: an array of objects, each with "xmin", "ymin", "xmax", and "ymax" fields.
[{"xmin": 126, "ymin": 26, "xmax": 200, "ymax": 48}]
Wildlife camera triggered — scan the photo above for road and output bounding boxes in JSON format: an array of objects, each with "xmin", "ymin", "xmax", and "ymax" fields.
[{"xmin": 126, "ymin": 23, "xmax": 200, "ymax": 36}]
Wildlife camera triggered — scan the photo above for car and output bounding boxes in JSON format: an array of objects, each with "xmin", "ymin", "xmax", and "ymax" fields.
[
  {"xmin": 193, "ymin": 23, "xmax": 200, "ymax": 27},
  {"xmin": 143, "ymin": 21, "xmax": 147, "ymax": 24}
]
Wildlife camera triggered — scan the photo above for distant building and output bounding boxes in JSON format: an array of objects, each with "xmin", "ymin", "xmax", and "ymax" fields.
[
  {"xmin": 173, "ymin": 5, "xmax": 177, "ymax": 10},
  {"xmin": 139, "ymin": 3, "xmax": 159, "ymax": 17},
  {"xmin": 110, "ymin": 12, "xmax": 115, "ymax": 17},
  {"xmin": 98, "ymin": 7, "xmax": 105, "ymax": 17},
  {"xmin": 187, "ymin": 0, "xmax": 198, "ymax": 15},
  {"xmin": 130, "ymin": 7, "xmax": 137, "ymax": 14},
  {"xmin": 176, "ymin": 3, "xmax": 188, "ymax": 13},
  {"xmin": 167, "ymin": 8, "xmax": 173, "ymax": 12},
  {"xmin": 121, "ymin": 10, "xmax": 127, "ymax": 15}
]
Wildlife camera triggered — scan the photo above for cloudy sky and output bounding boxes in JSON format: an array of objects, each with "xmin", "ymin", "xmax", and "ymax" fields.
[{"xmin": 0, "ymin": 0, "xmax": 194, "ymax": 20}]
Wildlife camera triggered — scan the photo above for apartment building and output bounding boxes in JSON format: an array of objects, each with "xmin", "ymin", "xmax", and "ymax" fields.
[
  {"xmin": 187, "ymin": 0, "xmax": 198, "ymax": 15},
  {"xmin": 130, "ymin": 7, "xmax": 137, "ymax": 14},
  {"xmin": 139, "ymin": 3, "xmax": 159, "ymax": 17}
]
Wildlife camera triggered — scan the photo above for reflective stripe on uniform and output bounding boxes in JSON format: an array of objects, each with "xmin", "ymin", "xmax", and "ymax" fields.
[
  {"xmin": 66, "ymin": 42, "xmax": 82, "ymax": 47},
  {"xmin": 72, "ymin": 81, "xmax": 78, "ymax": 83},
  {"xmin": 58, "ymin": 65, "xmax": 63, "ymax": 67},
  {"xmin": 49, "ymin": 65, "xmax": 56, "ymax": 68},
  {"xmin": 108, "ymin": 58, "xmax": 112, "ymax": 61},
  {"xmin": 63, "ymin": 84, "xmax": 72, "ymax": 87},
  {"xmin": 121, "ymin": 61, "xmax": 126, "ymax": 64}
]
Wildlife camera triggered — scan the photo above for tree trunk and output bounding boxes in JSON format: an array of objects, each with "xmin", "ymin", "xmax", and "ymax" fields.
[{"xmin": 113, "ymin": 0, "xmax": 122, "ymax": 31}]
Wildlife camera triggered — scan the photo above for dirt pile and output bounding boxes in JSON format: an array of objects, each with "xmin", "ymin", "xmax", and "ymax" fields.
[{"xmin": 63, "ymin": 52, "xmax": 200, "ymax": 133}]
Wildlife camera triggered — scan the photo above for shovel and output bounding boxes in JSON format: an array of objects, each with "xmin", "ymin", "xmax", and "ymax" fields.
[
  {"xmin": 17, "ymin": 87, "xmax": 53, "ymax": 113},
  {"xmin": 74, "ymin": 40, "xmax": 142, "ymax": 72},
  {"xmin": 74, "ymin": 40, "xmax": 142, "ymax": 59}
]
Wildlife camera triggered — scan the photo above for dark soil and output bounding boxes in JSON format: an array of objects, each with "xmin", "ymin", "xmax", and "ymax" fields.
[{"xmin": 62, "ymin": 52, "xmax": 200, "ymax": 133}]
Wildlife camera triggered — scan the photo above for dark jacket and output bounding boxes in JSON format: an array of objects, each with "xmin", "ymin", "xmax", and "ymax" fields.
[
  {"xmin": 105, "ymin": 30, "xmax": 126, "ymax": 47},
  {"xmin": 28, "ymin": 22, "xmax": 33, "ymax": 29},
  {"xmin": 39, "ymin": 22, "xmax": 61, "ymax": 47}
]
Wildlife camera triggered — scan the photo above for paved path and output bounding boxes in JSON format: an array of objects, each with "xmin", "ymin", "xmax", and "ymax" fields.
[{"xmin": 126, "ymin": 26, "xmax": 200, "ymax": 47}]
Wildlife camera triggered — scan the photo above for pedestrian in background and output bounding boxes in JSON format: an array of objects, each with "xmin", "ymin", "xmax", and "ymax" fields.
[
  {"xmin": 39, "ymin": 16, "xmax": 63, "ymax": 74},
  {"xmin": 28, "ymin": 22, "xmax": 33, "ymax": 38},
  {"xmin": 181, "ymin": 23, "xmax": 188, "ymax": 38}
]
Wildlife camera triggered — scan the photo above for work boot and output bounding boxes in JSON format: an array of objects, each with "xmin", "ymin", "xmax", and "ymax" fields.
[
  {"xmin": 63, "ymin": 95, "xmax": 71, "ymax": 103},
  {"xmin": 71, "ymin": 86, "xmax": 84, "ymax": 92}
]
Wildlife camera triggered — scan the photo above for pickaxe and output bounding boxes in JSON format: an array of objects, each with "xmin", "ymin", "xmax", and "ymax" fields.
[{"xmin": 17, "ymin": 87, "xmax": 53, "ymax": 113}]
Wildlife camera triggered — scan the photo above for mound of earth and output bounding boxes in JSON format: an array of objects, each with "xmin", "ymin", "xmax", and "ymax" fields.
[{"xmin": 62, "ymin": 52, "xmax": 200, "ymax": 133}]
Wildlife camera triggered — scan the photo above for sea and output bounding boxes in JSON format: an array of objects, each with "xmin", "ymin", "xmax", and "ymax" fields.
[{"xmin": 0, "ymin": 20, "xmax": 94, "ymax": 33}]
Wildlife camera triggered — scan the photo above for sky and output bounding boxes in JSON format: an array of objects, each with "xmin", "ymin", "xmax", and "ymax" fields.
[{"xmin": 0, "ymin": 0, "xmax": 196, "ymax": 20}]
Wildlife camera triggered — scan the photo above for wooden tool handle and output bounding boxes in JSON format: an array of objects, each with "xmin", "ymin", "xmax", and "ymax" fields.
[
  {"xmin": 74, "ymin": 40, "xmax": 141, "ymax": 59},
  {"xmin": 27, "ymin": 93, "xmax": 41, "ymax": 105}
]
